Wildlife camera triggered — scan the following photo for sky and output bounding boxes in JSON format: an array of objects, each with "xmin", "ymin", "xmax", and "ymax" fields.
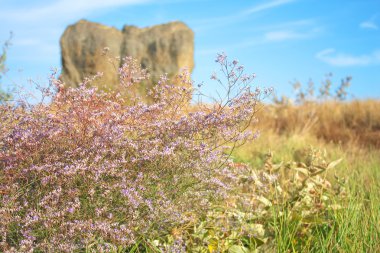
[{"xmin": 0, "ymin": 0, "xmax": 379, "ymax": 101}]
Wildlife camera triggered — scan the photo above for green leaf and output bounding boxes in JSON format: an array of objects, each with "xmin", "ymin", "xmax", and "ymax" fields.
[
  {"xmin": 208, "ymin": 238, "xmax": 219, "ymax": 252},
  {"xmin": 246, "ymin": 224, "xmax": 265, "ymax": 238},
  {"xmin": 326, "ymin": 158, "xmax": 342, "ymax": 170},
  {"xmin": 228, "ymin": 245, "xmax": 250, "ymax": 253},
  {"xmin": 271, "ymin": 162, "xmax": 283, "ymax": 171},
  {"xmin": 293, "ymin": 167, "xmax": 310, "ymax": 176},
  {"xmin": 241, "ymin": 235, "xmax": 265, "ymax": 249},
  {"xmin": 257, "ymin": 196, "xmax": 272, "ymax": 207}
]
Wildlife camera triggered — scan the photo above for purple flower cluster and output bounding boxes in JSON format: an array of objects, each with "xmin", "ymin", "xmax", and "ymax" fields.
[
  {"xmin": 0, "ymin": 53, "xmax": 269, "ymax": 252},
  {"xmin": 119, "ymin": 56, "xmax": 149, "ymax": 88}
]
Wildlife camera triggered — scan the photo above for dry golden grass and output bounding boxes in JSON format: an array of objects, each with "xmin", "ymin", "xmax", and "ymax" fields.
[{"xmin": 257, "ymin": 99, "xmax": 380, "ymax": 148}]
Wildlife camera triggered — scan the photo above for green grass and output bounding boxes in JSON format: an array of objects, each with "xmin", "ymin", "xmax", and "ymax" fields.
[
  {"xmin": 81, "ymin": 130, "xmax": 379, "ymax": 252},
  {"xmin": 232, "ymin": 130, "xmax": 380, "ymax": 253}
]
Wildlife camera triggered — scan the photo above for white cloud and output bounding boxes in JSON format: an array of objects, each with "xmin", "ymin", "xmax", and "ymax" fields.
[
  {"xmin": 202, "ymin": 26, "xmax": 322, "ymax": 52},
  {"xmin": 0, "ymin": 0, "xmax": 152, "ymax": 65},
  {"xmin": 264, "ymin": 26, "xmax": 322, "ymax": 42},
  {"xmin": 264, "ymin": 30, "xmax": 306, "ymax": 41},
  {"xmin": 14, "ymin": 38, "xmax": 42, "ymax": 46},
  {"xmin": 193, "ymin": 0, "xmax": 297, "ymax": 32},
  {"xmin": 243, "ymin": 0, "xmax": 296, "ymax": 15},
  {"xmin": 0, "ymin": 0, "xmax": 150, "ymax": 23},
  {"xmin": 360, "ymin": 14, "xmax": 379, "ymax": 30},
  {"xmin": 255, "ymin": 19, "xmax": 315, "ymax": 32},
  {"xmin": 360, "ymin": 21, "xmax": 378, "ymax": 30},
  {"xmin": 316, "ymin": 48, "xmax": 380, "ymax": 67}
]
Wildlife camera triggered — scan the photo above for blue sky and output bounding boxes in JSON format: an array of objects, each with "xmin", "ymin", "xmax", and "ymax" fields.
[{"xmin": 1, "ymin": 0, "xmax": 379, "ymax": 100}]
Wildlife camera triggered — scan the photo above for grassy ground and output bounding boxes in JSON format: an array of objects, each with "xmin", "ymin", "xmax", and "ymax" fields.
[
  {"xmin": 128, "ymin": 100, "xmax": 380, "ymax": 253},
  {"xmin": 3, "ymin": 96, "xmax": 379, "ymax": 252},
  {"xmin": 233, "ymin": 131, "xmax": 380, "ymax": 252},
  {"xmin": 230, "ymin": 100, "xmax": 380, "ymax": 252}
]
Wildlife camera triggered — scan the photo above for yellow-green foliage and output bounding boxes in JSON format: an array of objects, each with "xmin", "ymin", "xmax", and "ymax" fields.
[{"xmin": 229, "ymin": 100, "xmax": 380, "ymax": 252}]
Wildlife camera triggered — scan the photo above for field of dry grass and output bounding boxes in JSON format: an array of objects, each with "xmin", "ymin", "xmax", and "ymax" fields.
[{"xmin": 256, "ymin": 99, "xmax": 380, "ymax": 148}]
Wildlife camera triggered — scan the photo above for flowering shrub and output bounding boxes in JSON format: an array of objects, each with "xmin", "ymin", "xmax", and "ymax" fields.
[
  {"xmin": 151, "ymin": 148, "xmax": 346, "ymax": 252},
  {"xmin": 0, "ymin": 54, "xmax": 267, "ymax": 252}
]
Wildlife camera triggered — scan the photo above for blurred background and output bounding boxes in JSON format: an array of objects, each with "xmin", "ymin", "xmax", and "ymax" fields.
[{"xmin": 0, "ymin": 0, "xmax": 379, "ymax": 100}]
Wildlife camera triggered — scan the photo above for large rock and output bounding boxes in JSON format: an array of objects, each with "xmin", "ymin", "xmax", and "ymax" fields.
[{"xmin": 60, "ymin": 19, "xmax": 194, "ymax": 95}]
